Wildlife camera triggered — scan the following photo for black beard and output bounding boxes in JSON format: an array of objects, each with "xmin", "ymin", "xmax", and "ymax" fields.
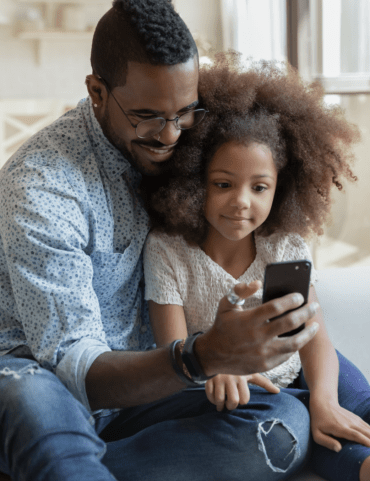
[{"xmin": 99, "ymin": 110, "xmax": 172, "ymax": 176}]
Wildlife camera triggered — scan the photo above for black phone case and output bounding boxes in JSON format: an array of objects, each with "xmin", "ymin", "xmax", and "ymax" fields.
[{"xmin": 262, "ymin": 260, "xmax": 312, "ymax": 337}]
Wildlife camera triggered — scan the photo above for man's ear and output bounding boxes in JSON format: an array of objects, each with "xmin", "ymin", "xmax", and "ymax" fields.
[{"xmin": 85, "ymin": 75, "xmax": 107, "ymax": 108}]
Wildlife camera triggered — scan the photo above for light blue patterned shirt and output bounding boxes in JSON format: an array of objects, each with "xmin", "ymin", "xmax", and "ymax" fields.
[{"xmin": 0, "ymin": 97, "xmax": 154, "ymax": 412}]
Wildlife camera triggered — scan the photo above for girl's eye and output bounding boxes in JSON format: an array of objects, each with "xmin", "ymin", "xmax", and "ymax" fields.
[
  {"xmin": 254, "ymin": 185, "xmax": 267, "ymax": 193},
  {"xmin": 215, "ymin": 182, "xmax": 230, "ymax": 189}
]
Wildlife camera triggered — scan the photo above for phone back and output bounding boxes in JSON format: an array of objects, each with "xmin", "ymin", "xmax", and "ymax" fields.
[
  {"xmin": 263, "ymin": 260, "xmax": 312, "ymax": 336},
  {"xmin": 263, "ymin": 260, "xmax": 312, "ymax": 304}
]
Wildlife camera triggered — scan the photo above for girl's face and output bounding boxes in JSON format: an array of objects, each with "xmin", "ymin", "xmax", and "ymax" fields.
[{"xmin": 204, "ymin": 141, "xmax": 278, "ymax": 244}]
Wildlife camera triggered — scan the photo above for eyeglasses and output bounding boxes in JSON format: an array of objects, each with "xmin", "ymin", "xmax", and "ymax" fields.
[{"xmin": 98, "ymin": 76, "xmax": 208, "ymax": 139}]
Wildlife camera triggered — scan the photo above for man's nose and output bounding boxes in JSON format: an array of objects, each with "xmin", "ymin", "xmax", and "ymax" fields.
[{"xmin": 157, "ymin": 119, "xmax": 182, "ymax": 145}]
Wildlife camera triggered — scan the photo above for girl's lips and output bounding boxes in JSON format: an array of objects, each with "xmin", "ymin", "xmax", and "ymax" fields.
[{"xmin": 223, "ymin": 215, "xmax": 251, "ymax": 221}]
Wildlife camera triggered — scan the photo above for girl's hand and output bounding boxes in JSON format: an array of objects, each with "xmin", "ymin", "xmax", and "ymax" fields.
[
  {"xmin": 309, "ymin": 395, "xmax": 370, "ymax": 452},
  {"xmin": 205, "ymin": 373, "xmax": 280, "ymax": 411}
]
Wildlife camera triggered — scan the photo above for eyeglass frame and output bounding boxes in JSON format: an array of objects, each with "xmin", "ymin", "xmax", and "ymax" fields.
[{"xmin": 97, "ymin": 75, "xmax": 208, "ymax": 139}]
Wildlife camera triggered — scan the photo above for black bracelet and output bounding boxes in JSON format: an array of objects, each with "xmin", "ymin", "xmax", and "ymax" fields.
[
  {"xmin": 169, "ymin": 340, "xmax": 201, "ymax": 388},
  {"xmin": 181, "ymin": 332, "xmax": 216, "ymax": 383}
]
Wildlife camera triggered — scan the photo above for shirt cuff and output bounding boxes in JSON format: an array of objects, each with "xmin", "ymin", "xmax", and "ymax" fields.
[{"xmin": 56, "ymin": 338, "xmax": 111, "ymax": 413}]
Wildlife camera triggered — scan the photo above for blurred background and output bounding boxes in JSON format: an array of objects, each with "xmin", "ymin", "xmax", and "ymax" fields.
[{"xmin": 0, "ymin": 0, "xmax": 369, "ymax": 270}]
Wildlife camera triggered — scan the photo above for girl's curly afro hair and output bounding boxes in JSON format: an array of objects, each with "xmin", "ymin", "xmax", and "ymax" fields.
[{"xmin": 141, "ymin": 52, "xmax": 359, "ymax": 246}]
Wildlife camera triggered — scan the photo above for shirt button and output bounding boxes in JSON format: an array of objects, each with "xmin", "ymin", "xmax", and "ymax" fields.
[{"xmin": 140, "ymin": 325, "xmax": 147, "ymax": 333}]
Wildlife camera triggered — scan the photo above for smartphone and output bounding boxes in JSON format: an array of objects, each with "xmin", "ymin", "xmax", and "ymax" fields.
[{"xmin": 262, "ymin": 260, "xmax": 312, "ymax": 337}]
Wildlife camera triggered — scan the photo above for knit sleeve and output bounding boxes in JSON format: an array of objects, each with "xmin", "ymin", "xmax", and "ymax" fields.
[{"xmin": 143, "ymin": 232, "xmax": 184, "ymax": 306}]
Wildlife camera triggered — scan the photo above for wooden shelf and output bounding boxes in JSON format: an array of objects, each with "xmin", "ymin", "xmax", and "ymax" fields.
[
  {"xmin": 17, "ymin": 0, "xmax": 109, "ymax": 3},
  {"xmin": 17, "ymin": 29, "xmax": 94, "ymax": 64}
]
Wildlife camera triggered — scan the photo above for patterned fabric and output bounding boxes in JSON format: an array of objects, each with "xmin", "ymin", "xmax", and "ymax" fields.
[
  {"xmin": 144, "ymin": 231, "xmax": 318, "ymax": 388},
  {"xmin": 0, "ymin": 97, "xmax": 154, "ymax": 412}
]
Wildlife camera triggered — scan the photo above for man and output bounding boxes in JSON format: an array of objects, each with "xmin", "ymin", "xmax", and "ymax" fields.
[{"xmin": 0, "ymin": 1, "xmax": 318, "ymax": 480}]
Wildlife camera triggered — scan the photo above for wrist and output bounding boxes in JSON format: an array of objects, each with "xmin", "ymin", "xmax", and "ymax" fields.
[
  {"xmin": 181, "ymin": 332, "xmax": 216, "ymax": 383},
  {"xmin": 193, "ymin": 330, "xmax": 224, "ymax": 377},
  {"xmin": 310, "ymin": 389, "xmax": 338, "ymax": 405}
]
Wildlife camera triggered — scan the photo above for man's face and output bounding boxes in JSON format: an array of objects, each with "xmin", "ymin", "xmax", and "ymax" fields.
[{"xmin": 98, "ymin": 56, "xmax": 199, "ymax": 176}]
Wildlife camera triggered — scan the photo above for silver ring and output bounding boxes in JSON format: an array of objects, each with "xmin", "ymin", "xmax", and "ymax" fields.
[{"xmin": 227, "ymin": 286, "xmax": 245, "ymax": 306}]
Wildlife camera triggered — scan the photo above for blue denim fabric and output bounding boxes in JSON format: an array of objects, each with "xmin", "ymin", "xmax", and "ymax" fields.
[
  {"xmin": 286, "ymin": 350, "xmax": 370, "ymax": 481},
  {"xmin": 0, "ymin": 350, "xmax": 368, "ymax": 481}
]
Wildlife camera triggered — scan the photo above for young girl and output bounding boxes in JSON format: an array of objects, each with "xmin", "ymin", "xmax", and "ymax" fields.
[{"xmin": 141, "ymin": 54, "xmax": 370, "ymax": 481}]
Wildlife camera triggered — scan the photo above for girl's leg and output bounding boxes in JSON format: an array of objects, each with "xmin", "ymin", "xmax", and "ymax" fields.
[
  {"xmin": 296, "ymin": 350, "xmax": 370, "ymax": 481},
  {"xmin": 0, "ymin": 354, "xmax": 116, "ymax": 481},
  {"xmin": 101, "ymin": 386, "xmax": 311, "ymax": 481}
]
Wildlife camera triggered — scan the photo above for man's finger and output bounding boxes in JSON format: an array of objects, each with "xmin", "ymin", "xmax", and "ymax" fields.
[
  {"xmin": 268, "ymin": 303, "xmax": 319, "ymax": 339},
  {"xmin": 221, "ymin": 281, "xmax": 262, "ymax": 311},
  {"xmin": 275, "ymin": 322, "xmax": 320, "ymax": 354}
]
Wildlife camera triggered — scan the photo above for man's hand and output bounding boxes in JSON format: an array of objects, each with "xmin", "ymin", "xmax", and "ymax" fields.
[
  {"xmin": 205, "ymin": 373, "xmax": 280, "ymax": 411},
  {"xmin": 196, "ymin": 280, "xmax": 319, "ymax": 377},
  {"xmin": 309, "ymin": 395, "xmax": 370, "ymax": 452}
]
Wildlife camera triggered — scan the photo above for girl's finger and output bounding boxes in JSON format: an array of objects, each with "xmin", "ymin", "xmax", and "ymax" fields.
[
  {"xmin": 247, "ymin": 373, "xmax": 280, "ymax": 394},
  {"xmin": 205, "ymin": 379, "xmax": 215, "ymax": 405},
  {"xmin": 313, "ymin": 430, "xmax": 342, "ymax": 453},
  {"xmin": 224, "ymin": 378, "xmax": 240, "ymax": 411},
  {"xmin": 237, "ymin": 378, "xmax": 250, "ymax": 406},
  {"xmin": 214, "ymin": 380, "xmax": 226, "ymax": 412},
  {"xmin": 333, "ymin": 427, "xmax": 370, "ymax": 448}
]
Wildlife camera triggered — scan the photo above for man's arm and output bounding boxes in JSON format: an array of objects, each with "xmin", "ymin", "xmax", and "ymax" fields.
[{"xmin": 86, "ymin": 282, "xmax": 319, "ymax": 410}]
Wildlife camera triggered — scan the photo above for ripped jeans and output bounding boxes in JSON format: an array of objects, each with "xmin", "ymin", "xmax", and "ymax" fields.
[
  {"xmin": 0, "ymin": 351, "xmax": 368, "ymax": 481},
  {"xmin": 0, "ymin": 353, "xmax": 309, "ymax": 481}
]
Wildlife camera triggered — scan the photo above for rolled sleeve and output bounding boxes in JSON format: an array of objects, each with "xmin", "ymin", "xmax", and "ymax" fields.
[
  {"xmin": 56, "ymin": 338, "xmax": 111, "ymax": 412},
  {"xmin": 0, "ymin": 158, "xmax": 110, "ymax": 380}
]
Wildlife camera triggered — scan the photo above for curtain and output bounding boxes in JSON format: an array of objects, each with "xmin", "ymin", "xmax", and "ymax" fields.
[{"xmin": 220, "ymin": 0, "xmax": 287, "ymax": 62}]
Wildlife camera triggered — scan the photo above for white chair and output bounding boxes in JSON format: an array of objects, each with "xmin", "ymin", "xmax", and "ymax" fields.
[{"xmin": 0, "ymin": 99, "xmax": 69, "ymax": 169}]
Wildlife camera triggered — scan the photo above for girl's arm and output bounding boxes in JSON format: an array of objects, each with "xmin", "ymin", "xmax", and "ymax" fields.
[
  {"xmin": 148, "ymin": 301, "xmax": 188, "ymax": 347},
  {"xmin": 299, "ymin": 286, "xmax": 339, "ymax": 401},
  {"xmin": 300, "ymin": 286, "xmax": 370, "ymax": 452}
]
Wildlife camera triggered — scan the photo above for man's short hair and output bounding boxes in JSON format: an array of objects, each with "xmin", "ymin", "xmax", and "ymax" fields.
[{"xmin": 91, "ymin": 0, "xmax": 198, "ymax": 88}]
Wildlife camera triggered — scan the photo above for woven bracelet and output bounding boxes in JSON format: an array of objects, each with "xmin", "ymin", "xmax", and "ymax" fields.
[{"xmin": 169, "ymin": 339, "xmax": 202, "ymax": 388}]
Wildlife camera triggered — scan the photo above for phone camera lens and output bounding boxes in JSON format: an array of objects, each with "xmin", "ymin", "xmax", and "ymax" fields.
[
  {"xmin": 304, "ymin": 263, "xmax": 310, "ymax": 271},
  {"xmin": 295, "ymin": 265, "xmax": 299, "ymax": 270}
]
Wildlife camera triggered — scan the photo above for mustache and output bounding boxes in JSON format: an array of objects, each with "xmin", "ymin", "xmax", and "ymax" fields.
[{"xmin": 132, "ymin": 139, "xmax": 177, "ymax": 149}]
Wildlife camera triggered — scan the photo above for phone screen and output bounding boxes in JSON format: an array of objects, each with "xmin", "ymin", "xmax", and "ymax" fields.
[{"xmin": 262, "ymin": 260, "xmax": 312, "ymax": 337}]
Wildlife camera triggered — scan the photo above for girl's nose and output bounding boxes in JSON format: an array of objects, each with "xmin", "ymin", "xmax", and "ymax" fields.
[{"xmin": 231, "ymin": 189, "xmax": 251, "ymax": 209}]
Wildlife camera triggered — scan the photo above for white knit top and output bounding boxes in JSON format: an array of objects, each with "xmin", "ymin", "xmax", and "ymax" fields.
[{"xmin": 144, "ymin": 231, "xmax": 318, "ymax": 388}]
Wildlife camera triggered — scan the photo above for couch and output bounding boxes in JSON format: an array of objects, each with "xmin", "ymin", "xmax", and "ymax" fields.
[
  {"xmin": 290, "ymin": 265, "xmax": 370, "ymax": 481},
  {"xmin": 0, "ymin": 266, "xmax": 369, "ymax": 481}
]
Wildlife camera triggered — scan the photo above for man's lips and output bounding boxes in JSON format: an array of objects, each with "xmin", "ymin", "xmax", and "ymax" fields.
[{"xmin": 139, "ymin": 144, "xmax": 175, "ymax": 155}]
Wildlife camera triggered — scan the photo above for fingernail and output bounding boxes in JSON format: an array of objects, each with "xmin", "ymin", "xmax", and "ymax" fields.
[
  {"xmin": 334, "ymin": 445, "xmax": 341, "ymax": 452},
  {"xmin": 312, "ymin": 302, "xmax": 320, "ymax": 312},
  {"xmin": 312, "ymin": 322, "xmax": 319, "ymax": 332},
  {"xmin": 293, "ymin": 293, "xmax": 304, "ymax": 304}
]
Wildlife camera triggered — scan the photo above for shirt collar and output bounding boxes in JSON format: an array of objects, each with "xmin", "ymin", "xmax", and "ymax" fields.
[{"xmin": 81, "ymin": 97, "xmax": 133, "ymax": 182}]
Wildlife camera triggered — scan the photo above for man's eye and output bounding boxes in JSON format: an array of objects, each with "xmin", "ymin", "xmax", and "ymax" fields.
[
  {"xmin": 254, "ymin": 185, "xmax": 267, "ymax": 192},
  {"xmin": 136, "ymin": 115, "xmax": 157, "ymax": 121}
]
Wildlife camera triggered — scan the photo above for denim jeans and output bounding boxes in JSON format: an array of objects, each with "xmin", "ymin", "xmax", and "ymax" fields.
[{"xmin": 0, "ymin": 350, "xmax": 368, "ymax": 481}]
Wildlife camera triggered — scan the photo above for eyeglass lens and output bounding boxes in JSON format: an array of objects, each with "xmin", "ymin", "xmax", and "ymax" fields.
[{"xmin": 136, "ymin": 109, "xmax": 207, "ymax": 138}]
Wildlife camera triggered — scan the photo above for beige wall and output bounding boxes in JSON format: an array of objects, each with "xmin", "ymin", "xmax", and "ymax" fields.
[{"xmin": 0, "ymin": 0, "xmax": 222, "ymax": 102}]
